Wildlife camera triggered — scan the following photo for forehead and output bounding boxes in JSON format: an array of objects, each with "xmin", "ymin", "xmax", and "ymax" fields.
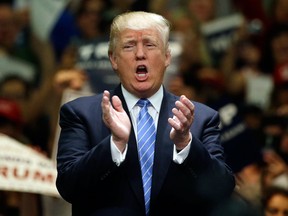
[{"xmin": 119, "ymin": 28, "xmax": 160, "ymax": 41}]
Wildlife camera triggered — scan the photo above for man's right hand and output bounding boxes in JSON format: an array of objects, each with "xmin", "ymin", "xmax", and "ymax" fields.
[{"xmin": 101, "ymin": 90, "xmax": 131, "ymax": 152}]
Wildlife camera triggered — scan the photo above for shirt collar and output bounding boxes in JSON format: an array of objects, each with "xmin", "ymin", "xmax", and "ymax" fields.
[{"xmin": 121, "ymin": 85, "xmax": 163, "ymax": 113}]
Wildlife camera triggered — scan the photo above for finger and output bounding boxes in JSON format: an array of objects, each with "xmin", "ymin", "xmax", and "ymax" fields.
[
  {"xmin": 168, "ymin": 117, "xmax": 181, "ymax": 131},
  {"xmin": 180, "ymin": 95, "xmax": 195, "ymax": 112},
  {"xmin": 103, "ymin": 90, "xmax": 110, "ymax": 97},
  {"xmin": 173, "ymin": 102, "xmax": 194, "ymax": 130},
  {"xmin": 172, "ymin": 107, "xmax": 188, "ymax": 128},
  {"xmin": 102, "ymin": 91, "xmax": 110, "ymax": 107},
  {"xmin": 175, "ymin": 100, "xmax": 194, "ymax": 120},
  {"xmin": 102, "ymin": 91, "xmax": 111, "ymax": 122},
  {"xmin": 111, "ymin": 95, "xmax": 123, "ymax": 112}
]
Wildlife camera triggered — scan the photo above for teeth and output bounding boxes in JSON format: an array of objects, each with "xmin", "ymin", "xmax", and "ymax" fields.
[
  {"xmin": 137, "ymin": 65, "xmax": 146, "ymax": 70},
  {"xmin": 137, "ymin": 73, "xmax": 146, "ymax": 77}
]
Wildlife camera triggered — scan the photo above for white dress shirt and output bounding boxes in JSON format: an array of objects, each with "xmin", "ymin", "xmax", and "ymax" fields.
[{"xmin": 110, "ymin": 85, "xmax": 191, "ymax": 165}]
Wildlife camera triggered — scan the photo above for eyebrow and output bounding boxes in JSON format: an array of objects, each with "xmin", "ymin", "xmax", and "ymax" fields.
[{"xmin": 123, "ymin": 36, "xmax": 158, "ymax": 45}]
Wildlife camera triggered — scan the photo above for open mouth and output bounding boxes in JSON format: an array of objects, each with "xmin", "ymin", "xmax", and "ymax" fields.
[{"xmin": 136, "ymin": 65, "xmax": 148, "ymax": 77}]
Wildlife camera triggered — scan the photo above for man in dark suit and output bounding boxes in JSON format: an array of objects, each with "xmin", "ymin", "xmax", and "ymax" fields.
[{"xmin": 56, "ymin": 11, "xmax": 235, "ymax": 216}]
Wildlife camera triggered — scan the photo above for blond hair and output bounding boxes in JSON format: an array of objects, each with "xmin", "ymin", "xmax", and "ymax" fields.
[{"xmin": 108, "ymin": 11, "xmax": 170, "ymax": 55}]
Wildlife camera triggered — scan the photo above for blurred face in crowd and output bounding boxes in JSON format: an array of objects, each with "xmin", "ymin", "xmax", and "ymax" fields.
[
  {"xmin": 238, "ymin": 42, "xmax": 261, "ymax": 66},
  {"xmin": 0, "ymin": 78, "xmax": 28, "ymax": 101},
  {"xmin": 0, "ymin": 101, "xmax": 22, "ymax": 139},
  {"xmin": 274, "ymin": 0, "xmax": 288, "ymax": 23},
  {"xmin": 111, "ymin": 0, "xmax": 134, "ymax": 11},
  {"xmin": 265, "ymin": 193, "xmax": 288, "ymax": 216},
  {"xmin": 77, "ymin": 0, "xmax": 104, "ymax": 39},
  {"xmin": 0, "ymin": 77, "xmax": 30, "ymax": 120},
  {"xmin": 0, "ymin": 4, "xmax": 18, "ymax": 51},
  {"xmin": 272, "ymin": 31, "xmax": 288, "ymax": 66},
  {"xmin": 110, "ymin": 27, "xmax": 171, "ymax": 98},
  {"xmin": 187, "ymin": 0, "xmax": 215, "ymax": 23}
]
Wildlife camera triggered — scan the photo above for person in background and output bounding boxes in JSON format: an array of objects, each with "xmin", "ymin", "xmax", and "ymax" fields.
[
  {"xmin": 54, "ymin": 0, "xmax": 118, "ymax": 94},
  {"xmin": 0, "ymin": 97, "xmax": 40, "ymax": 216},
  {"xmin": 262, "ymin": 186, "xmax": 288, "ymax": 216},
  {"xmin": 0, "ymin": 1, "xmax": 41, "ymax": 85},
  {"xmin": 56, "ymin": 11, "xmax": 235, "ymax": 216},
  {"xmin": 0, "ymin": 0, "xmax": 58, "ymax": 156},
  {"xmin": 0, "ymin": 97, "xmax": 27, "ymax": 143},
  {"xmin": 260, "ymin": 24, "xmax": 288, "ymax": 85},
  {"xmin": 0, "ymin": 75, "xmax": 51, "ymax": 154},
  {"xmin": 262, "ymin": 127, "xmax": 288, "ymax": 191}
]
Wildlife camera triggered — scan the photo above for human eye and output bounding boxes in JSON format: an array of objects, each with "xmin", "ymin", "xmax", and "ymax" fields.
[
  {"xmin": 123, "ymin": 42, "xmax": 135, "ymax": 51},
  {"xmin": 145, "ymin": 41, "xmax": 157, "ymax": 49},
  {"xmin": 147, "ymin": 43, "xmax": 155, "ymax": 47}
]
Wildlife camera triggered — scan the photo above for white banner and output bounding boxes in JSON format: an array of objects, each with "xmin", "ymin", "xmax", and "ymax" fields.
[{"xmin": 0, "ymin": 134, "xmax": 59, "ymax": 197}]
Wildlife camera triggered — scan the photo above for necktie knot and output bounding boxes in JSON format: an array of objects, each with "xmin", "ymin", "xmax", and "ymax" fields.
[{"xmin": 137, "ymin": 99, "xmax": 151, "ymax": 108}]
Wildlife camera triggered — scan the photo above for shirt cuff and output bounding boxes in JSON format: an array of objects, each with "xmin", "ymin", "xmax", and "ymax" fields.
[
  {"xmin": 173, "ymin": 137, "xmax": 192, "ymax": 164},
  {"xmin": 110, "ymin": 136, "xmax": 128, "ymax": 166}
]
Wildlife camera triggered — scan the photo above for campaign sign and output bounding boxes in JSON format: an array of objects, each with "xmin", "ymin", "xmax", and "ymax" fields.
[
  {"xmin": 75, "ymin": 36, "xmax": 119, "ymax": 94},
  {"xmin": 0, "ymin": 134, "xmax": 59, "ymax": 197},
  {"xmin": 201, "ymin": 13, "xmax": 244, "ymax": 67}
]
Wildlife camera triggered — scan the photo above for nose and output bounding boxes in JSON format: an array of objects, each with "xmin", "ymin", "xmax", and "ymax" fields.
[{"xmin": 135, "ymin": 43, "xmax": 145, "ymax": 59}]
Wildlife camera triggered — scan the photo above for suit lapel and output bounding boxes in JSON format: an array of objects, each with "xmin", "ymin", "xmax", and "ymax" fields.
[
  {"xmin": 112, "ymin": 86, "xmax": 177, "ymax": 208},
  {"xmin": 151, "ymin": 90, "xmax": 175, "ymax": 200},
  {"xmin": 112, "ymin": 86, "xmax": 145, "ymax": 207}
]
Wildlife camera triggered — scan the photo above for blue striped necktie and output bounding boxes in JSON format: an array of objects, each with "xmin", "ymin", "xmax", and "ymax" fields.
[{"xmin": 137, "ymin": 99, "xmax": 156, "ymax": 216}]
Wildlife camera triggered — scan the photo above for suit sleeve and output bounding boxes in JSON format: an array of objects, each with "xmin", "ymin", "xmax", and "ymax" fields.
[
  {"xmin": 184, "ymin": 104, "xmax": 235, "ymax": 202},
  {"xmin": 56, "ymin": 100, "xmax": 118, "ymax": 203}
]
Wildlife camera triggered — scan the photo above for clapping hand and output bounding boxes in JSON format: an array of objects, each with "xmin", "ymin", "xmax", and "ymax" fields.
[
  {"xmin": 168, "ymin": 95, "xmax": 194, "ymax": 150},
  {"xmin": 101, "ymin": 90, "xmax": 131, "ymax": 152}
]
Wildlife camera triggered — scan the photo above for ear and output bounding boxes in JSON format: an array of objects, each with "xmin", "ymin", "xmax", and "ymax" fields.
[
  {"xmin": 164, "ymin": 49, "xmax": 171, "ymax": 68},
  {"xmin": 109, "ymin": 52, "xmax": 118, "ymax": 70}
]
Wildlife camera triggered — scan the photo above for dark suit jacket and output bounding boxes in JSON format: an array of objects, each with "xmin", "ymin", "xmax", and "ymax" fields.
[{"xmin": 56, "ymin": 85, "xmax": 235, "ymax": 216}]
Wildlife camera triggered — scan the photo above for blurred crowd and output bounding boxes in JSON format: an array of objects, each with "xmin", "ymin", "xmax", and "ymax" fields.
[{"xmin": 1, "ymin": 0, "xmax": 288, "ymax": 215}]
